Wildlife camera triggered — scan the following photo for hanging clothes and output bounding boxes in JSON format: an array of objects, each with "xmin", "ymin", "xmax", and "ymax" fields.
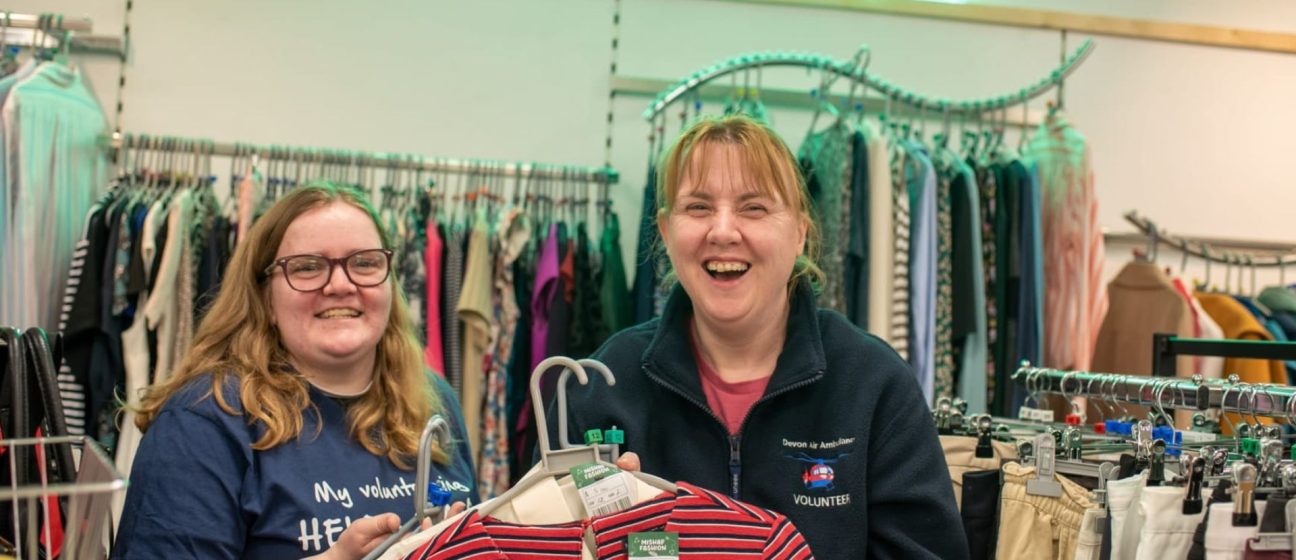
[
  {"xmin": 442, "ymin": 223, "xmax": 467, "ymax": 394},
  {"xmin": 948, "ymin": 157, "xmax": 988, "ymax": 413},
  {"xmin": 632, "ymin": 167, "xmax": 659, "ymax": 324},
  {"xmin": 1090, "ymin": 261, "xmax": 1195, "ymax": 421},
  {"xmin": 401, "ymin": 204, "xmax": 428, "ymax": 346},
  {"xmin": 844, "ymin": 131, "xmax": 871, "ymax": 329},
  {"xmin": 1196, "ymin": 292, "xmax": 1286, "ymax": 433},
  {"xmin": 457, "ymin": 208, "xmax": 495, "ymax": 462},
  {"xmin": 0, "ymin": 60, "xmax": 109, "ymax": 332},
  {"xmin": 996, "ymin": 462, "xmax": 1096, "ymax": 560},
  {"xmin": 987, "ymin": 158, "xmax": 1046, "ymax": 418},
  {"xmin": 888, "ymin": 138, "xmax": 912, "ymax": 362},
  {"xmin": 799, "ymin": 122, "xmax": 853, "ymax": 314},
  {"xmin": 597, "ymin": 212, "xmax": 632, "ymax": 335},
  {"xmin": 55, "ymin": 193, "xmax": 116, "ymax": 438},
  {"xmin": 1024, "ymin": 112, "xmax": 1107, "ymax": 373},
  {"xmin": 424, "ymin": 215, "xmax": 446, "ymax": 374},
  {"xmin": 865, "ymin": 122, "xmax": 895, "ymax": 338},
  {"xmin": 903, "ymin": 141, "xmax": 937, "ymax": 403},
  {"xmin": 479, "ymin": 209, "xmax": 530, "ymax": 500},
  {"xmin": 568, "ymin": 223, "xmax": 604, "ymax": 358}
]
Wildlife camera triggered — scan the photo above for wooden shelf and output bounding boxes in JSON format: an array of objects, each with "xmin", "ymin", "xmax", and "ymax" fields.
[{"xmin": 713, "ymin": 0, "xmax": 1296, "ymax": 55}]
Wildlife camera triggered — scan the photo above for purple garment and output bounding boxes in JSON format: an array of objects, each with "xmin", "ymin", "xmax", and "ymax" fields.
[
  {"xmin": 515, "ymin": 224, "xmax": 560, "ymax": 466},
  {"xmin": 530, "ymin": 224, "xmax": 561, "ymax": 372}
]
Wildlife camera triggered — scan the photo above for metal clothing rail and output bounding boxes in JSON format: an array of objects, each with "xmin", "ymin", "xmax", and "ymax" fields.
[
  {"xmin": 1014, "ymin": 364, "xmax": 1296, "ymax": 419},
  {"xmin": 643, "ymin": 39, "xmax": 1093, "ymax": 120},
  {"xmin": 1153, "ymin": 334, "xmax": 1296, "ymax": 378},
  {"xmin": 1115, "ymin": 210, "xmax": 1296, "ymax": 266},
  {"xmin": 110, "ymin": 132, "xmax": 620, "ymax": 185},
  {"xmin": 0, "ymin": 11, "xmax": 124, "ymax": 57},
  {"xmin": 1, "ymin": 12, "xmax": 93, "ymax": 32}
]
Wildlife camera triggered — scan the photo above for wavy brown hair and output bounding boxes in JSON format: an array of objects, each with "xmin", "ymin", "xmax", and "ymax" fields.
[
  {"xmin": 655, "ymin": 114, "xmax": 825, "ymax": 294},
  {"xmin": 134, "ymin": 182, "xmax": 447, "ymax": 468}
]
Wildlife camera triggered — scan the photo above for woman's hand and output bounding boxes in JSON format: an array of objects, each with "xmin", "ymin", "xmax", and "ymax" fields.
[
  {"xmin": 615, "ymin": 452, "xmax": 641, "ymax": 472},
  {"xmin": 309, "ymin": 513, "xmax": 400, "ymax": 560},
  {"xmin": 307, "ymin": 502, "xmax": 469, "ymax": 560}
]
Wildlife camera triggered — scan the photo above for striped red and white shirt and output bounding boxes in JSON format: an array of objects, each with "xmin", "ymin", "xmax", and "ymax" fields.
[{"xmin": 401, "ymin": 481, "xmax": 813, "ymax": 559}]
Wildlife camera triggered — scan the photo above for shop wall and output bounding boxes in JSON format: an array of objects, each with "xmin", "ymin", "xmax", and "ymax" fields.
[{"xmin": 17, "ymin": 0, "xmax": 1296, "ymax": 294}]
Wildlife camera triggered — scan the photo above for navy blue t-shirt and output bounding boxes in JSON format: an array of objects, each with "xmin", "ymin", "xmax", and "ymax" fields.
[{"xmin": 113, "ymin": 373, "xmax": 477, "ymax": 559}]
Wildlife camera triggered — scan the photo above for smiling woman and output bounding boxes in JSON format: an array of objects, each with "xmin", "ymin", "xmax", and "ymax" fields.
[
  {"xmin": 655, "ymin": 116, "xmax": 824, "ymax": 300},
  {"xmin": 554, "ymin": 114, "xmax": 967, "ymax": 560},
  {"xmin": 112, "ymin": 182, "xmax": 478, "ymax": 559}
]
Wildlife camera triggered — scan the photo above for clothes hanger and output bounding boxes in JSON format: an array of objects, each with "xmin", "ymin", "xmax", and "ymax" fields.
[
  {"xmin": 554, "ymin": 358, "xmax": 676, "ymax": 500},
  {"xmin": 834, "ymin": 45, "xmax": 869, "ymax": 130},
  {"xmin": 361, "ymin": 415, "xmax": 455, "ymax": 560},
  {"xmin": 1015, "ymin": 91, "xmax": 1031, "ymax": 153},
  {"xmin": 805, "ymin": 61, "xmax": 842, "ymax": 137},
  {"xmin": 476, "ymin": 356, "xmax": 676, "ymax": 519},
  {"xmin": 473, "ymin": 356, "xmax": 601, "ymax": 518}
]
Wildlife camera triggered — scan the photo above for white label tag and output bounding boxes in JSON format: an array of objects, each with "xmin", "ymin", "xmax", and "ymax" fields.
[
  {"xmin": 1180, "ymin": 430, "xmax": 1218, "ymax": 444},
  {"xmin": 1019, "ymin": 407, "xmax": 1053, "ymax": 422},
  {"xmin": 570, "ymin": 463, "xmax": 634, "ymax": 517}
]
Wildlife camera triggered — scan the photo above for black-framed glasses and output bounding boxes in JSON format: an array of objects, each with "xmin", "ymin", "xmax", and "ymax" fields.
[{"xmin": 263, "ymin": 248, "xmax": 394, "ymax": 292}]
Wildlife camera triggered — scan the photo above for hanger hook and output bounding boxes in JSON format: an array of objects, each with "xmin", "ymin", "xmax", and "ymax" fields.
[
  {"xmin": 1260, "ymin": 385, "xmax": 1278, "ymax": 425},
  {"xmin": 1248, "ymin": 383, "xmax": 1263, "ymax": 428},
  {"xmin": 1116, "ymin": 375, "xmax": 1135, "ymax": 419},
  {"xmin": 557, "ymin": 359, "xmax": 619, "ymax": 451},
  {"xmin": 529, "ymin": 356, "xmax": 592, "ymax": 469},
  {"xmin": 413, "ymin": 415, "xmax": 451, "ymax": 515},
  {"xmin": 1026, "ymin": 367, "xmax": 1044, "ymax": 410},
  {"xmin": 1247, "ymin": 255, "xmax": 1257, "ymax": 297},
  {"xmin": 1153, "ymin": 379, "xmax": 1175, "ymax": 427},
  {"xmin": 1220, "ymin": 378, "xmax": 1240, "ymax": 443},
  {"xmin": 1285, "ymin": 385, "xmax": 1296, "ymax": 427},
  {"xmin": 1098, "ymin": 374, "xmax": 1119, "ymax": 421},
  {"xmin": 1061, "ymin": 371, "xmax": 1082, "ymax": 418},
  {"xmin": 1084, "ymin": 374, "xmax": 1109, "ymax": 420},
  {"xmin": 1236, "ymin": 382, "xmax": 1255, "ymax": 430}
]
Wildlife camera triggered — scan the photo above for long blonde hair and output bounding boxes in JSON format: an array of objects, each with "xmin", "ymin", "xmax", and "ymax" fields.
[
  {"xmin": 134, "ymin": 182, "xmax": 446, "ymax": 468},
  {"xmin": 656, "ymin": 114, "xmax": 824, "ymax": 293}
]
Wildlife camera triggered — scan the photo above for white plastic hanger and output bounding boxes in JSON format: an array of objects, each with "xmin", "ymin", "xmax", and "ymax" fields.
[
  {"xmin": 476, "ymin": 356, "xmax": 675, "ymax": 518},
  {"xmin": 361, "ymin": 415, "xmax": 453, "ymax": 560}
]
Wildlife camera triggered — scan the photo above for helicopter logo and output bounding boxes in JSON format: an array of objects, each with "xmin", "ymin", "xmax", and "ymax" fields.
[{"xmin": 786, "ymin": 452, "xmax": 850, "ymax": 491}]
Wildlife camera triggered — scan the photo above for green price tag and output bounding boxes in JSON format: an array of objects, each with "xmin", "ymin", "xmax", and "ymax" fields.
[
  {"xmin": 628, "ymin": 532, "xmax": 679, "ymax": 559},
  {"xmin": 569, "ymin": 462, "xmax": 619, "ymax": 488},
  {"xmin": 569, "ymin": 463, "xmax": 632, "ymax": 517}
]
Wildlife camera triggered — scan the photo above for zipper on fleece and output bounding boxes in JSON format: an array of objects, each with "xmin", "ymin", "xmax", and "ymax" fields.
[{"xmin": 644, "ymin": 364, "xmax": 824, "ymax": 500}]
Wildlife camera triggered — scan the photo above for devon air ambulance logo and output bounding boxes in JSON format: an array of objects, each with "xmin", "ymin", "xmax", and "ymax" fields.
[{"xmin": 786, "ymin": 452, "xmax": 850, "ymax": 491}]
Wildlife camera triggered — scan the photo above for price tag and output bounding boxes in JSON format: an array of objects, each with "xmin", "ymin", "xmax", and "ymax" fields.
[
  {"xmin": 570, "ymin": 463, "xmax": 633, "ymax": 517},
  {"xmin": 1018, "ymin": 406, "xmax": 1053, "ymax": 423},
  {"xmin": 1180, "ymin": 430, "xmax": 1217, "ymax": 444},
  {"xmin": 628, "ymin": 532, "xmax": 679, "ymax": 560}
]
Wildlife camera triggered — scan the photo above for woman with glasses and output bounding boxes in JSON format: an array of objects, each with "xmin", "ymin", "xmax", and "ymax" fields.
[{"xmin": 113, "ymin": 183, "xmax": 477, "ymax": 559}]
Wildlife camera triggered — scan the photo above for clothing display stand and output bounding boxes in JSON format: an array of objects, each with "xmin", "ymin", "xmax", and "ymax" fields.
[
  {"xmin": 643, "ymin": 39, "xmax": 1093, "ymax": 121},
  {"xmin": 1015, "ymin": 364, "xmax": 1296, "ymax": 419},
  {"xmin": 110, "ymin": 133, "xmax": 620, "ymax": 185},
  {"xmin": 1109, "ymin": 210, "xmax": 1296, "ymax": 265},
  {"xmin": 1152, "ymin": 334, "xmax": 1296, "ymax": 378}
]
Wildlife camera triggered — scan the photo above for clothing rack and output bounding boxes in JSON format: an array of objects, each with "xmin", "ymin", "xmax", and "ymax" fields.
[
  {"xmin": 643, "ymin": 39, "xmax": 1093, "ymax": 120},
  {"xmin": 1, "ymin": 12, "xmax": 93, "ymax": 32},
  {"xmin": 1108, "ymin": 210, "xmax": 1296, "ymax": 266},
  {"xmin": 109, "ymin": 132, "xmax": 621, "ymax": 185},
  {"xmin": 1153, "ymin": 334, "xmax": 1296, "ymax": 378},
  {"xmin": 1015, "ymin": 364, "xmax": 1296, "ymax": 419},
  {"xmin": 0, "ymin": 11, "xmax": 122, "ymax": 57}
]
